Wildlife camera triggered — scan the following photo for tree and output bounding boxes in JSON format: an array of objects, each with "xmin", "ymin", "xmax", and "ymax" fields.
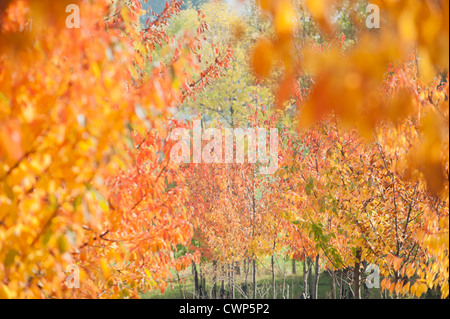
[
  {"xmin": 0, "ymin": 0, "xmax": 448, "ymax": 300},
  {"xmin": 248, "ymin": 0, "xmax": 448, "ymax": 298},
  {"xmin": 0, "ymin": 0, "xmax": 229, "ymax": 298}
]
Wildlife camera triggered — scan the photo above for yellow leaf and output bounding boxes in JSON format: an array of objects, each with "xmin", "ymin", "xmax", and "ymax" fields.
[
  {"xmin": 395, "ymin": 281, "xmax": 402, "ymax": 295},
  {"xmin": 403, "ymin": 282, "xmax": 411, "ymax": 295},
  {"xmin": 274, "ymin": 0, "xmax": 297, "ymax": 36},
  {"xmin": 398, "ymin": 10, "xmax": 417, "ymax": 43},
  {"xmin": 57, "ymin": 235, "xmax": 69, "ymax": 253},
  {"xmin": 256, "ymin": 0, "xmax": 271, "ymax": 12},
  {"xmin": 100, "ymin": 258, "xmax": 111, "ymax": 280},
  {"xmin": 415, "ymin": 283, "xmax": 428, "ymax": 298},
  {"xmin": 0, "ymin": 285, "xmax": 13, "ymax": 299},
  {"xmin": 250, "ymin": 39, "xmax": 276, "ymax": 80},
  {"xmin": 418, "ymin": 48, "xmax": 435, "ymax": 83},
  {"xmin": 306, "ymin": 0, "xmax": 325, "ymax": 18},
  {"xmin": 406, "ymin": 264, "xmax": 415, "ymax": 278}
]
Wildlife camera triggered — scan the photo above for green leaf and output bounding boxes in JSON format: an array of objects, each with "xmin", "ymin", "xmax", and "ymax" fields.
[
  {"xmin": 305, "ymin": 177, "xmax": 314, "ymax": 196},
  {"xmin": 58, "ymin": 235, "xmax": 69, "ymax": 253},
  {"xmin": 255, "ymin": 188, "xmax": 263, "ymax": 201},
  {"xmin": 4, "ymin": 250, "xmax": 17, "ymax": 268}
]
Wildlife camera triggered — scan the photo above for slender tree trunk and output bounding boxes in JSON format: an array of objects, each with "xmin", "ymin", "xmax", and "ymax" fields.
[
  {"xmin": 235, "ymin": 261, "xmax": 241, "ymax": 276},
  {"xmin": 192, "ymin": 261, "xmax": 199, "ymax": 299},
  {"xmin": 231, "ymin": 263, "xmax": 236, "ymax": 299},
  {"xmin": 353, "ymin": 249, "xmax": 362, "ymax": 299},
  {"xmin": 339, "ymin": 270, "xmax": 346, "ymax": 299},
  {"xmin": 227, "ymin": 264, "xmax": 231, "ymax": 299},
  {"xmin": 251, "ymin": 168, "xmax": 257, "ymax": 300},
  {"xmin": 220, "ymin": 265, "xmax": 225, "ymax": 299},
  {"xmin": 292, "ymin": 259, "xmax": 296, "ymax": 275},
  {"xmin": 302, "ymin": 258, "xmax": 309, "ymax": 298},
  {"xmin": 312, "ymin": 255, "xmax": 320, "ymax": 299},
  {"xmin": 252, "ymin": 258, "xmax": 257, "ymax": 299},
  {"xmin": 308, "ymin": 258, "xmax": 313, "ymax": 297},
  {"xmin": 286, "ymin": 282, "xmax": 289, "ymax": 299},
  {"xmin": 330, "ymin": 270, "xmax": 336, "ymax": 299},
  {"xmin": 271, "ymin": 255, "xmax": 276, "ymax": 299},
  {"xmin": 202, "ymin": 276, "xmax": 206, "ymax": 299},
  {"xmin": 212, "ymin": 261, "xmax": 217, "ymax": 299},
  {"xmin": 340, "ymin": 269, "xmax": 349, "ymax": 299},
  {"xmin": 176, "ymin": 271, "xmax": 185, "ymax": 299},
  {"xmin": 199, "ymin": 266, "xmax": 204, "ymax": 299},
  {"xmin": 243, "ymin": 259, "xmax": 249, "ymax": 298}
]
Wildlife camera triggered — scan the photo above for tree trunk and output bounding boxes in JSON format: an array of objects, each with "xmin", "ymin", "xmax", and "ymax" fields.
[
  {"xmin": 330, "ymin": 270, "xmax": 336, "ymax": 299},
  {"xmin": 231, "ymin": 263, "xmax": 235, "ymax": 299},
  {"xmin": 220, "ymin": 265, "xmax": 225, "ymax": 299},
  {"xmin": 308, "ymin": 258, "xmax": 313, "ymax": 297},
  {"xmin": 235, "ymin": 261, "xmax": 241, "ymax": 276},
  {"xmin": 302, "ymin": 258, "xmax": 309, "ymax": 298},
  {"xmin": 199, "ymin": 266, "xmax": 205, "ymax": 299},
  {"xmin": 192, "ymin": 261, "xmax": 199, "ymax": 299},
  {"xmin": 312, "ymin": 255, "xmax": 320, "ymax": 299},
  {"xmin": 202, "ymin": 276, "xmax": 206, "ymax": 299},
  {"xmin": 292, "ymin": 259, "xmax": 296, "ymax": 275},
  {"xmin": 339, "ymin": 270, "xmax": 347, "ymax": 299},
  {"xmin": 227, "ymin": 264, "xmax": 231, "ymax": 299},
  {"xmin": 243, "ymin": 259, "xmax": 249, "ymax": 298},
  {"xmin": 353, "ymin": 249, "xmax": 362, "ymax": 299},
  {"xmin": 252, "ymin": 258, "xmax": 257, "ymax": 299},
  {"xmin": 286, "ymin": 283, "xmax": 289, "ymax": 299},
  {"xmin": 176, "ymin": 271, "xmax": 185, "ymax": 299},
  {"xmin": 271, "ymin": 255, "xmax": 276, "ymax": 299},
  {"xmin": 212, "ymin": 261, "xmax": 217, "ymax": 299}
]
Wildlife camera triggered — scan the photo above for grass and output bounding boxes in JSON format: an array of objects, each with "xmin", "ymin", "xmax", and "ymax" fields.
[{"xmin": 140, "ymin": 258, "xmax": 386, "ymax": 299}]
